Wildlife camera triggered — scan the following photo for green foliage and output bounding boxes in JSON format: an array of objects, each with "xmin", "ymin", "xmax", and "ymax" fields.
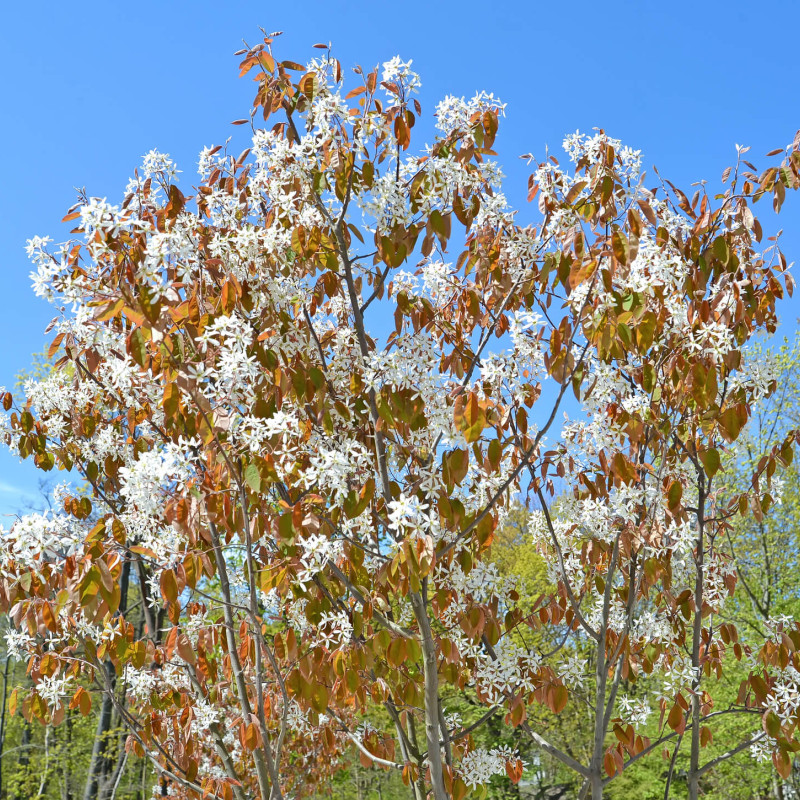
[
  {"xmin": 0, "ymin": 647, "xmax": 154, "ymax": 799},
  {"xmin": 489, "ymin": 505, "xmax": 551, "ymax": 606}
]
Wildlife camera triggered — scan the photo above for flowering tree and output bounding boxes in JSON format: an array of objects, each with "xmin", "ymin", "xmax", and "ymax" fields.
[{"xmin": 2, "ymin": 32, "xmax": 800, "ymax": 800}]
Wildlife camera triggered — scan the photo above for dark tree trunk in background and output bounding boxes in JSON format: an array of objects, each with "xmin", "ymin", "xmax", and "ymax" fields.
[{"xmin": 83, "ymin": 560, "xmax": 130, "ymax": 800}]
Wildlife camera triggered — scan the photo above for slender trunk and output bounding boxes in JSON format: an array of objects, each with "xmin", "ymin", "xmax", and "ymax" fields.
[
  {"xmin": 208, "ymin": 521, "xmax": 273, "ymax": 800},
  {"xmin": 386, "ymin": 702, "xmax": 422, "ymax": 800},
  {"xmin": 101, "ymin": 723, "xmax": 129, "ymax": 800},
  {"xmin": 85, "ymin": 560, "xmax": 130, "ymax": 800},
  {"xmin": 64, "ymin": 711, "xmax": 73, "ymax": 800},
  {"xmin": 82, "ymin": 661, "xmax": 115, "ymax": 800},
  {"xmin": 133, "ymin": 555, "xmax": 157, "ymax": 640},
  {"xmin": 237, "ymin": 481, "xmax": 284, "ymax": 799},
  {"xmin": 406, "ymin": 713, "xmax": 427, "ymax": 800},
  {"xmin": 98, "ymin": 723, "xmax": 118, "ymax": 799},
  {"xmin": 688, "ymin": 484, "xmax": 706, "ymax": 800},
  {"xmin": 589, "ymin": 644, "xmax": 607, "ymax": 800},
  {"xmin": 409, "ymin": 585, "xmax": 447, "ymax": 800},
  {"xmin": 437, "ymin": 701, "xmax": 452, "ymax": 768},
  {"xmin": 184, "ymin": 664, "xmax": 247, "ymax": 800},
  {"xmin": 36, "ymin": 725, "xmax": 52, "ymax": 799},
  {"xmin": 663, "ymin": 732, "xmax": 684, "ymax": 800},
  {"xmin": 588, "ymin": 537, "xmax": 620, "ymax": 800}
]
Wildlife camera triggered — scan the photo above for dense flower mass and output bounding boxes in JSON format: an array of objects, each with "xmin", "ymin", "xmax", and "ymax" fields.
[{"xmin": 0, "ymin": 32, "xmax": 799, "ymax": 800}]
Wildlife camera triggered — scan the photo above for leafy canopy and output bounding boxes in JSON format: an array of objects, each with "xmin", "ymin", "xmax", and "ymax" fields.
[{"xmin": 2, "ymin": 31, "xmax": 800, "ymax": 800}]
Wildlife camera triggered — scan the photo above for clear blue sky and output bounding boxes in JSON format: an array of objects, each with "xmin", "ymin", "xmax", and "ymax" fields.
[{"xmin": 1, "ymin": 0, "xmax": 798, "ymax": 516}]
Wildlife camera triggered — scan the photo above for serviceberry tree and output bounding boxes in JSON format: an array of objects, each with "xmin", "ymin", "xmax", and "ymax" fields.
[{"xmin": 2, "ymin": 32, "xmax": 800, "ymax": 800}]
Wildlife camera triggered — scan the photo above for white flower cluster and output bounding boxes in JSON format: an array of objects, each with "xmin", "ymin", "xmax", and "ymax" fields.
[
  {"xmin": 443, "ymin": 560, "xmax": 515, "ymax": 607},
  {"xmin": 473, "ymin": 638, "xmax": 540, "ymax": 704},
  {"xmin": 387, "ymin": 493, "xmax": 430, "ymax": 539},
  {"xmin": 617, "ymin": 694, "xmax": 651, "ymax": 726},
  {"xmin": 0, "ymin": 511, "xmax": 83, "ymax": 572},
  {"xmin": 197, "ymin": 314, "xmax": 260, "ymax": 402},
  {"xmin": 315, "ymin": 610, "xmax": 353, "ymax": 650},
  {"xmin": 458, "ymin": 746, "xmax": 521, "ymax": 788},
  {"xmin": 562, "ymin": 131, "xmax": 642, "ymax": 180},
  {"xmin": 659, "ymin": 655, "xmax": 700, "ymax": 700},
  {"xmin": 764, "ymin": 615, "xmax": 797, "ymax": 643},
  {"xmin": 728, "ymin": 349, "xmax": 779, "ymax": 402},
  {"xmin": 5, "ymin": 629, "xmax": 35, "ymax": 661},
  {"xmin": 478, "ymin": 310, "xmax": 546, "ymax": 407},
  {"xmin": 140, "ymin": 149, "xmax": 180, "ymax": 181},
  {"xmin": 37, "ymin": 673, "xmax": 74, "ymax": 711},
  {"xmin": 749, "ymin": 736, "xmax": 773, "ymax": 763},
  {"xmin": 702, "ymin": 552, "xmax": 736, "ymax": 610},
  {"xmin": 79, "ymin": 197, "xmax": 124, "ymax": 236},
  {"xmin": 435, "ymin": 92, "xmax": 506, "ymax": 140},
  {"xmin": 124, "ymin": 664, "xmax": 159, "ymax": 701},
  {"xmin": 559, "ymin": 653, "xmax": 588, "ymax": 688},
  {"xmin": 191, "ymin": 698, "xmax": 222, "ymax": 734},
  {"xmin": 766, "ymin": 665, "xmax": 800, "ymax": 726},
  {"xmin": 119, "ymin": 441, "xmax": 196, "ymax": 517},
  {"xmin": 296, "ymin": 534, "xmax": 342, "ymax": 591},
  {"xmin": 381, "ymin": 56, "xmax": 421, "ymax": 96},
  {"xmin": 302, "ymin": 439, "xmax": 372, "ymax": 503}
]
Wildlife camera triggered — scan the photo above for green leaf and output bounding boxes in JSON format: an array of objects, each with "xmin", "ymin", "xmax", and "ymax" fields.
[
  {"xmin": 361, "ymin": 161, "xmax": 374, "ymax": 187},
  {"xmin": 278, "ymin": 513, "xmax": 295, "ymax": 541},
  {"xmin": 713, "ymin": 236, "xmax": 730, "ymax": 265},
  {"xmin": 160, "ymin": 569, "xmax": 178, "ymax": 604},
  {"xmin": 552, "ymin": 685, "xmax": 568, "ymax": 714},
  {"xmin": 667, "ymin": 480, "xmax": 683, "ymax": 511},
  {"xmin": 612, "ymin": 229, "xmax": 629, "ymax": 265},
  {"xmin": 700, "ymin": 448, "xmax": 721, "ymax": 478},
  {"xmin": 750, "ymin": 674, "xmax": 769, "ymax": 702},
  {"xmin": 719, "ymin": 405, "xmax": 746, "ymax": 443},
  {"xmin": 343, "ymin": 478, "xmax": 375, "ymax": 519},
  {"xmin": 454, "ymin": 395, "xmax": 486, "ymax": 443},
  {"xmin": 244, "ymin": 463, "xmax": 261, "ymax": 494},
  {"xmin": 128, "ymin": 328, "xmax": 148, "ymax": 368},
  {"xmin": 79, "ymin": 568, "xmax": 101, "ymax": 604},
  {"xmin": 163, "ymin": 383, "xmax": 179, "ymax": 420},
  {"xmin": 447, "ymin": 449, "xmax": 469, "ymax": 485},
  {"xmin": 487, "ymin": 439, "xmax": 501, "ymax": 470},
  {"xmin": 764, "ymin": 710, "xmax": 782, "ymax": 738},
  {"xmin": 637, "ymin": 312, "xmax": 657, "ymax": 352}
]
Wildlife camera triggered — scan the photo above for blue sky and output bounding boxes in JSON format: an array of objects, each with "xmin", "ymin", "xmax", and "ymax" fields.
[{"xmin": 1, "ymin": 0, "xmax": 798, "ymax": 516}]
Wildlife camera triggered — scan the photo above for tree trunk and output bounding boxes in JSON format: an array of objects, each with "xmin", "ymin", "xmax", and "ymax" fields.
[
  {"xmin": 85, "ymin": 561, "xmax": 131, "ymax": 800},
  {"xmin": 409, "ymin": 587, "xmax": 448, "ymax": 800},
  {"xmin": 63, "ymin": 711, "xmax": 73, "ymax": 800},
  {"xmin": 82, "ymin": 661, "xmax": 116, "ymax": 800},
  {"xmin": 588, "ymin": 537, "xmax": 620, "ymax": 800},
  {"xmin": 688, "ymin": 485, "xmax": 706, "ymax": 800}
]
